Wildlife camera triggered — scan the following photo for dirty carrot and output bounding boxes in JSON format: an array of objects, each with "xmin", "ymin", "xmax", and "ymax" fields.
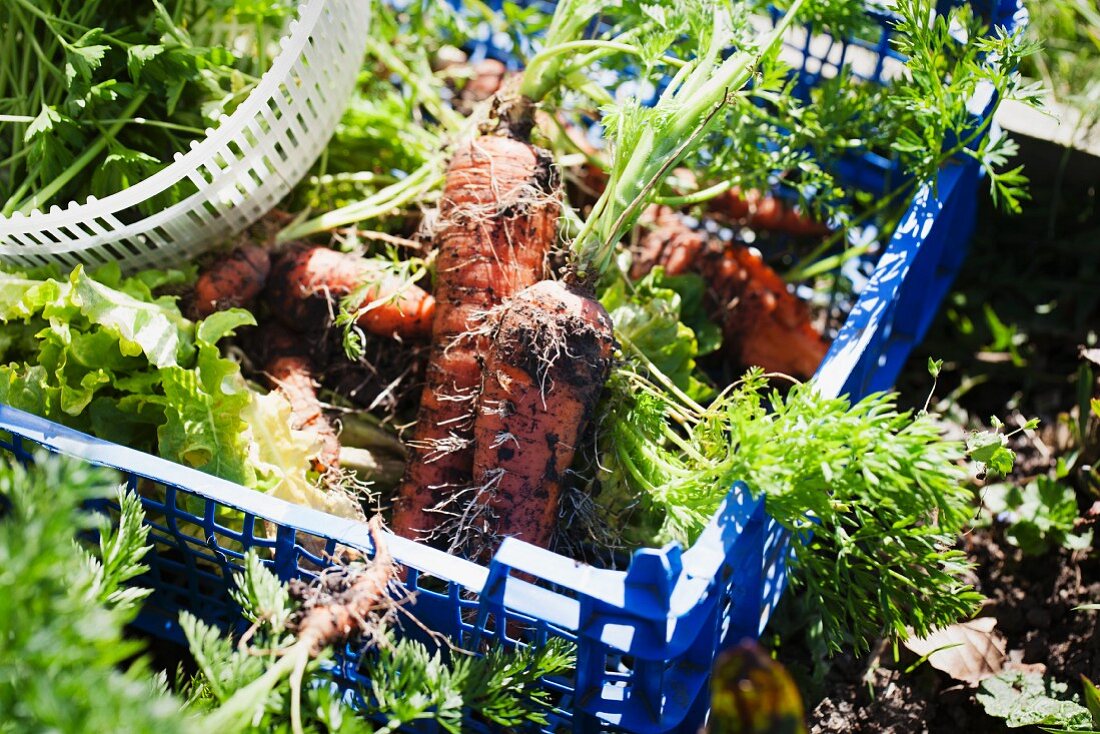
[
  {"xmin": 391, "ymin": 0, "xmax": 630, "ymax": 545},
  {"xmin": 266, "ymin": 244, "xmax": 435, "ymax": 341},
  {"xmin": 391, "ymin": 129, "xmax": 560, "ymax": 542},
  {"xmin": 701, "ymin": 243, "xmax": 829, "ymax": 379},
  {"xmin": 631, "ymin": 204, "xmax": 707, "ymax": 279},
  {"xmin": 466, "ymin": 279, "xmax": 614, "ymax": 555},
  {"xmin": 206, "ymin": 517, "xmax": 395, "ymax": 734},
  {"xmin": 391, "ymin": 3, "xmax": 653, "ymax": 547},
  {"xmin": 707, "ymin": 186, "xmax": 831, "ymax": 237},
  {"xmin": 632, "ymin": 206, "xmax": 830, "ymax": 379},
  {"xmin": 190, "ymin": 243, "xmax": 271, "ymax": 319}
]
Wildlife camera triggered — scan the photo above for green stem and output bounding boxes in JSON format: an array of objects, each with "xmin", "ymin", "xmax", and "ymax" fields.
[
  {"xmin": 656, "ymin": 57, "xmax": 698, "ymax": 104},
  {"xmin": 617, "ymin": 331, "xmax": 706, "ymax": 415},
  {"xmin": 677, "ymin": 0, "xmax": 807, "ymax": 132},
  {"xmin": 92, "ymin": 117, "xmax": 208, "ymax": 135},
  {"xmin": 277, "ymin": 163, "xmax": 443, "ymax": 241},
  {"xmin": 10, "ymin": 3, "xmax": 64, "ymax": 100},
  {"xmin": 794, "ymin": 240, "xmax": 876, "ymax": 281},
  {"xmin": 571, "ymin": 0, "xmax": 809, "ymax": 279},
  {"xmin": 12, "ymin": 92, "xmax": 148, "ymax": 215},
  {"xmin": 0, "ymin": 143, "xmax": 33, "ymax": 172},
  {"xmin": 523, "ymin": 40, "xmax": 690, "ymax": 102},
  {"xmin": 203, "ymin": 643, "xmax": 310, "ymax": 731},
  {"xmin": 365, "ymin": 36, "xmax": 462, "ymax": 134},
  {"xmin": 653, "ymin": 177, "xmax": 738, "ymax": 207},
  {"xmin": 516, "ymin": 0, "xmax": 605, "ymax": 102},
  {"xmin": 546, "ymin": 114, "xmax": 605, "ymax": 171},
  {"xmin": 626, "ymin": 373, "xmax": 697, "ymax": 427},
  {"xmin": 9, "ymin": 0, "xmax": 72, "ymax": 36},
  {"xmin": 784, "ymin": 184, "xmax": 911, "ymax": 283},
  {"xmin": 2, "ymin": 162, "xmax": 41, "ymax": 216}
]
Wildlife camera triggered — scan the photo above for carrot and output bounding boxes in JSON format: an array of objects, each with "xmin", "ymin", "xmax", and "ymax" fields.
[
  {"xmin": 266, "ymin": 244, "xmax": 435, "ymax": 341},
  {"xmin": 287, "ymin": 517, "xmax": 395, "ymax": 652},
  {"xmin": 634, "ymin": 207, "xmax": 828, "ymax": 379},
  {"xmin": 631, "ymin": 205, "xmax": 706, "ymax": 279},
  {"xmin": 461, "ymin": 58, "xmax": 508, "ymax": 108},
  {"xmin": 392, "ymin": 133, "xmax": 560, "ymax": 541},
  {"xmin": 466, "ymin": 279, "xmax": 614, "ymax": 555},
  {"xmin": 263, "ymin": 325, "xmax": 340, "ymax": 473},
  {"xmin": 700, "ymin": 244, "xmax": 829, "ymax": 379},
  {"xmin": 708, "ymin": 186, "xmax": 831, "ymax": 238},
  {"xmin": 208, "ymin": 517, "xmax": 395, "ymax": 734},
  {"xmin": 190, "ymin": 243, "xmax": 271, "ymax": 319}
]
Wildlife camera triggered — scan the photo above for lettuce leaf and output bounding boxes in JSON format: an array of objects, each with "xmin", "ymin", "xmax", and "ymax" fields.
[
  {"xmin": 0, "ymin": 263, "xmax": 368, "ymax": 533},
  {"xmin": 600, "ymin": 267, "xmax": 716, "ymax": 402},
  {"xmin": 0, "ymin": 265, "xmax": 249, "ymax": 482},
  {"xmin": 245, "ymin": 392, "xmax": 362, "ymax": 520}
]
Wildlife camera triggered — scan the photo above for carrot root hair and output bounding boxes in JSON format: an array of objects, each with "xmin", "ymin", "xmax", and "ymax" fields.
[
  {"xmin": 393, "ymin": 133, "xmax": 561, "ymax": 543},
  {"xmin": 462, "ymin": 279, "xmax": 616, "ymax": 557}
]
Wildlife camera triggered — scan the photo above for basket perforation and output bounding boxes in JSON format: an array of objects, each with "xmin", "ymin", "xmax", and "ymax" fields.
[{"xmin": 0, "ymin": 0, "xmax": 369, "ymax": 272}]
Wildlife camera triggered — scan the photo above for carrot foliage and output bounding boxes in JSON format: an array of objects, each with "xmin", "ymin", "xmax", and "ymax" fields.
[
  {"xmin": 180, "ymin": 550, "xmax": 575, "ymax": 733},
  {"xmin": 0, "ymin": 452, "xmax": 196, "ymax": 734}
]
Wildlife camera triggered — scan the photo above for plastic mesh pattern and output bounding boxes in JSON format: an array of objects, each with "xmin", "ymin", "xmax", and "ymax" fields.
[{"xmin": 0, "ymin": 0, "xmax": 369, "ymax": 273}]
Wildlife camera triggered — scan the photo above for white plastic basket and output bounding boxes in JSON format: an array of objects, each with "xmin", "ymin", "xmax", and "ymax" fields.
[{"xmin": 0, "ymin": 0, "xmax": 369, "ymax": 273}]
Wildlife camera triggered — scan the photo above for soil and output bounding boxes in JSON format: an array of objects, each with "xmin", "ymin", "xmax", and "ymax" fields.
[
  {"xmin": 807, "ymin": 533, "xmax": 1100, "ymax": 734},
  {"xmin": 784, "ymin": 135, "xmax": 1100, "ymax": 732}
]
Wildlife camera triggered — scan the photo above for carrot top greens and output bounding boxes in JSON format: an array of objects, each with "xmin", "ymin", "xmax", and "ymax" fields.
[
  {"xmin": 595, "ymin": 367, "xmax": 987, "ymax": 653},
  {"xmin": 570, "ymin": 0, "xmax": 814, "ymax": 280},
  {"xmin": 568, "ymin": 0, "xmax": 1040, "ymax": 651}
]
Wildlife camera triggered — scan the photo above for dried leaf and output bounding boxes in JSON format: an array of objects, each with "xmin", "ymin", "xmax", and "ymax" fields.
[{"xmin": 903, "ymin": 617, "xmax": 1006, "ymax": 685}]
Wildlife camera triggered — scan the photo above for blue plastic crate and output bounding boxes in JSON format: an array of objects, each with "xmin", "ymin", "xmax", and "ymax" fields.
[{"xmin": 0, "ymin": 1, "xmax": 1026, "ymax": 731}]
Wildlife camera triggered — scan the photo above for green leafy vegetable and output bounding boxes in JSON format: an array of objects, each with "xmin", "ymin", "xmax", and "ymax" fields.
[
  {"xmin": 0, "ymin": 0, "xmax": 292, "ymax": 215},
  {"xmin": 981, "ymin": 477, "xmax": 1092, "ymax": 555},
  {"xmin": 977, "ymin": 671, "xmax": 1094, "ymax": 731},
  {"xmin": 0, "ymin": 264, "xmax": 244, "ymax": 471},
  {"xmin": 0, "ymin": 263, "xmax": 354, "ymax": 522},
  {"xmin": 601, "ymin": 266, "xmax": 717, "ymax": 401},
  {"xmin": 596, "ymin": 369, "xmax": 981, "ymax": 652},
  {"xmin": 1083, "ymin": 676, "xmax": 1100, "ymax": 728},
  {"xmin": 968, "ymin": 430, "xmax": 1018, "ymax": 478},
  {"xmin": 362, "ymin": 633, "xmax": 574, "ymax": 733}
]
